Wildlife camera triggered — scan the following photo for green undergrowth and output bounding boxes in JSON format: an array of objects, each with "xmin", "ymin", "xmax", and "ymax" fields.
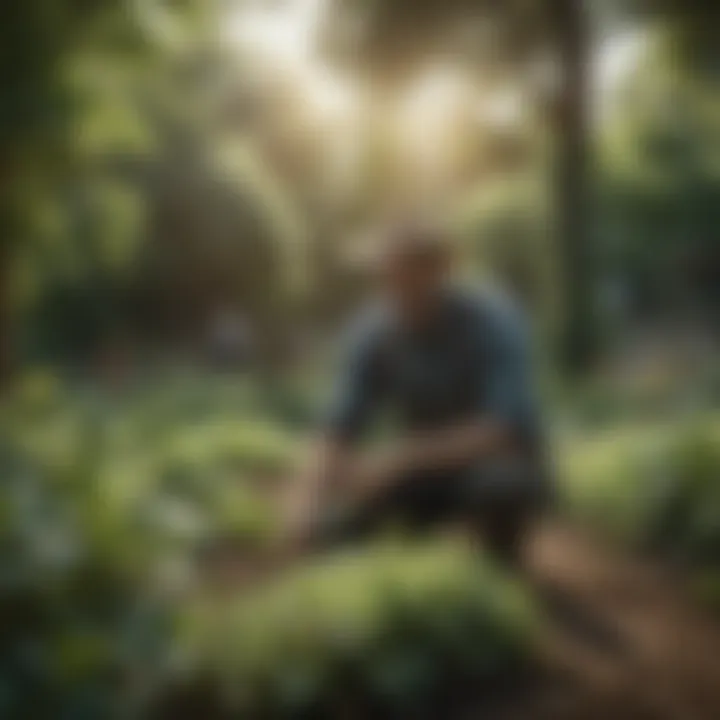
[
  {"xmin": 0, "ymin": 373, "xmax": 540, "ymax": 718},
  {"xmin": 158, "ymin": 541, "xmax": 538, "ymax": 719},
  {"xmin": 562, "ymin": 414, "xmax": 720, "ymax": 608}
]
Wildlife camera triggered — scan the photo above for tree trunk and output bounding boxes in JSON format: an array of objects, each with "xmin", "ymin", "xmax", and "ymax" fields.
[
  {"xmin": 0, "ymin": 238, "xmax": 12, "ymax": 387},
  {"xmin": 549, "ymin": 0, "xmax": 595, "ymax": 373},
  {"xmin": 0, "ymin": 156, "xmax": 15, "ymax": 388}
]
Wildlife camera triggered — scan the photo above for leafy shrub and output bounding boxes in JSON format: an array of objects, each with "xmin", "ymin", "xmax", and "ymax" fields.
[
  {"xmin": 691, "ymin": 572, "xmax": 720, "ymax": 614},
  {"xmin": 561, "ymin": 425, "xmax": 663, "ymax": 543},
  {"xmin": 0, "ymin": 379, "xmax": 293, "ymax": 718},
  {"xmin": 159, "ymin": 421, "xmax": 299, "ymax": 480},
  {"xmin": 563, "ymin": 417, "xmax": 720, "ymax": 565},
  {"xmin": 159, "ymin": 542, "xmax": 538, "ymax": 719},
  {"xmin": 0, "ymin": 439, "xmax": 172, "ymax": 718},
  {"xmin": 644, "ymin": 423, "xmax": 720, "ymax": 563}
]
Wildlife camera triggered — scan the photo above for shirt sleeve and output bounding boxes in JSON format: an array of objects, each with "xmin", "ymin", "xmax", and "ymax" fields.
[
  {"xmin": 476, "ymin": 295, "xmax": 539, "ymax": 444},
  {"xmin": 324, "ymin": 314, "xmax": 385, "ymax": 443}
]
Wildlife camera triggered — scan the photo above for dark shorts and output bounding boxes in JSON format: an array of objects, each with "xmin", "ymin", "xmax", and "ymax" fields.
[{"xmin": 313, "ymin": 457, "xmax": 552, "ymax": 562}]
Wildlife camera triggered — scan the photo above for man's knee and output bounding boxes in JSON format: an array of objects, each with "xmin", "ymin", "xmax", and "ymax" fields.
[
  {"xmin": 461, "ymin": 457, "xmax": 548, "ymax": 510},
  {"xmin": 309, "ymin": 471, "xmax": 455, "ymax": 548}
]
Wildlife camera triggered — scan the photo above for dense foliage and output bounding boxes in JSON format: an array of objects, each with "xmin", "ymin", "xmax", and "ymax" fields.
[
  {"xmin": 562, "ymin": 416, "xmax": 720, "ymax": 608},
  {"xmin": 1, "ymin": 0, "xmax": 718, "ymax": 716},
  {"xmin": 0, "ymin": 374, "xmax": 539, "ymax": 718},
  {"xmin": 0, "ymin": 372, "xmax": 299, "ymax": 717},
  {"xmin": 159, "ymin": 542, "xmax": 536, "ymax": 719}
]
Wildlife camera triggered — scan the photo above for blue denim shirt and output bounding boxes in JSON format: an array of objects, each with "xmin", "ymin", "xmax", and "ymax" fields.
[{"xmin": 325, "ymin": 285, "xmax": 540, "ymax": 447}]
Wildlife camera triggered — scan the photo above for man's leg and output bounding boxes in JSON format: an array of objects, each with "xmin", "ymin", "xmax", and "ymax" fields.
[
  {"xmin": 308, "ymin": 470, "xmax": 454, "ymax": 551},
  {"xmin": 459, "ymin": 458, "xmax": 548, "ymax": 569},
  {"xmin": 475, "ymin": 502, "xmax": 534, "ymax": 568}
]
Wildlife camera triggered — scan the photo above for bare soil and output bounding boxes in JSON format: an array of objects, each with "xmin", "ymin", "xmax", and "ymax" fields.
[{"xmin": 486, "ymin": 522, "xmax": 720, "ymax": 720}]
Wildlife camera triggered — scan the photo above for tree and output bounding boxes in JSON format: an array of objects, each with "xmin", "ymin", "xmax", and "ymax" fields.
[
  {"xmin": 546, "ymin": 0, "xmax": 594, "ymax": 371},
  {"xmin": 0, "ymin": 2, "xmax": 138, "ymax": 380},
  {"xmin": 0, "ymin": 1, "xmax": 205, "ymax": 382},
  {"xmin": 597, "ymin": 28, "xmax": 720, "ymax": 320}
]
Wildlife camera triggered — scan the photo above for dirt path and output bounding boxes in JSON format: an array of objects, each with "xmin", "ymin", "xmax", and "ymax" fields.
[{"xmin": 493, "ymin": 523, "xmax": 720, "ymax": 720}]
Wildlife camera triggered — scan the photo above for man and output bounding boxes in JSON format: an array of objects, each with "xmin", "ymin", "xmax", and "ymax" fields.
[{"xmin": 287, "ymin": 221, "xmax": 551, "ymax": 566}]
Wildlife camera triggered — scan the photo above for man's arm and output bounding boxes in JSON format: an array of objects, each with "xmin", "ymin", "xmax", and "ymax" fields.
[
  {"xmin": 362, "ymin": 420, "xmax": 512, "ymax": 480},
  {"xmin": 285, "ymin": 315, "xmax": 385, "ymax": 540},
  {"xmin": 284, "ymin": 436, "xmax": 352, "ymax": 540}
]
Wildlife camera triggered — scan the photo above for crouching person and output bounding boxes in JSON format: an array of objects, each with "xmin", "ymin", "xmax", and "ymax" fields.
[{"xmin": 286, "ymin": 220, "xmax": 553, "ymax": 568}]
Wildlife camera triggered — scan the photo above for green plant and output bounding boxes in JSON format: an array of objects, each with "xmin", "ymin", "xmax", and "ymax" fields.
[
  {"xmin": 563, "ymin": 416, "xmax": 720, "ymax": 565},
  {"xmin": 164, "ymin": 541, "xmax": 538, "ymax": 719}
]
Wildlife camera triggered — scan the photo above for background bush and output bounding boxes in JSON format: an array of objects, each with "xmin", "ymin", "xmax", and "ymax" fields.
[{"xmin": 562, "ymin": 416, "xmax": 720, "ymax": 608}]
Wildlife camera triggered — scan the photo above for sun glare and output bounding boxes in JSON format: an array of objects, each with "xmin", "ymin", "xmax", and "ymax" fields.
[
  {"xmin": 222, "ymin": 0, "xmax": 358, "ymax": 126},
  {"xmin": 223, "ymin": 0, "xmax": 325, "ymax": 65},
  {"xmin": 400, "ymin": 66, "xmax": 474, "ymax": 133},
  {"xmin": 220, "ymin": 1, "xmax": 496, "ymax": 202}
]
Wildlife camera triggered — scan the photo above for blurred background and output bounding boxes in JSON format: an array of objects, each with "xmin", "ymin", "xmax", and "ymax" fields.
[{"xmin": 0, "ymin": 1, "xmax": 718, "ymax": 718}]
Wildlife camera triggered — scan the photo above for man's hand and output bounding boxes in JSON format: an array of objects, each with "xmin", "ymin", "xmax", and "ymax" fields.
[
  {"xmin": 280, "ymin": 474, "xmax": 320, "ymax": 549},
  {"xmin": 391, "ymin": 421, "xmax": 510, "ymax": 476},
  {"xmin": 279, "ymin": 445, "xmax": 403, "ymax": 549},
  {"xmin": 278, "ymin": 437, "xmax": 350, "ymax": 549}
]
